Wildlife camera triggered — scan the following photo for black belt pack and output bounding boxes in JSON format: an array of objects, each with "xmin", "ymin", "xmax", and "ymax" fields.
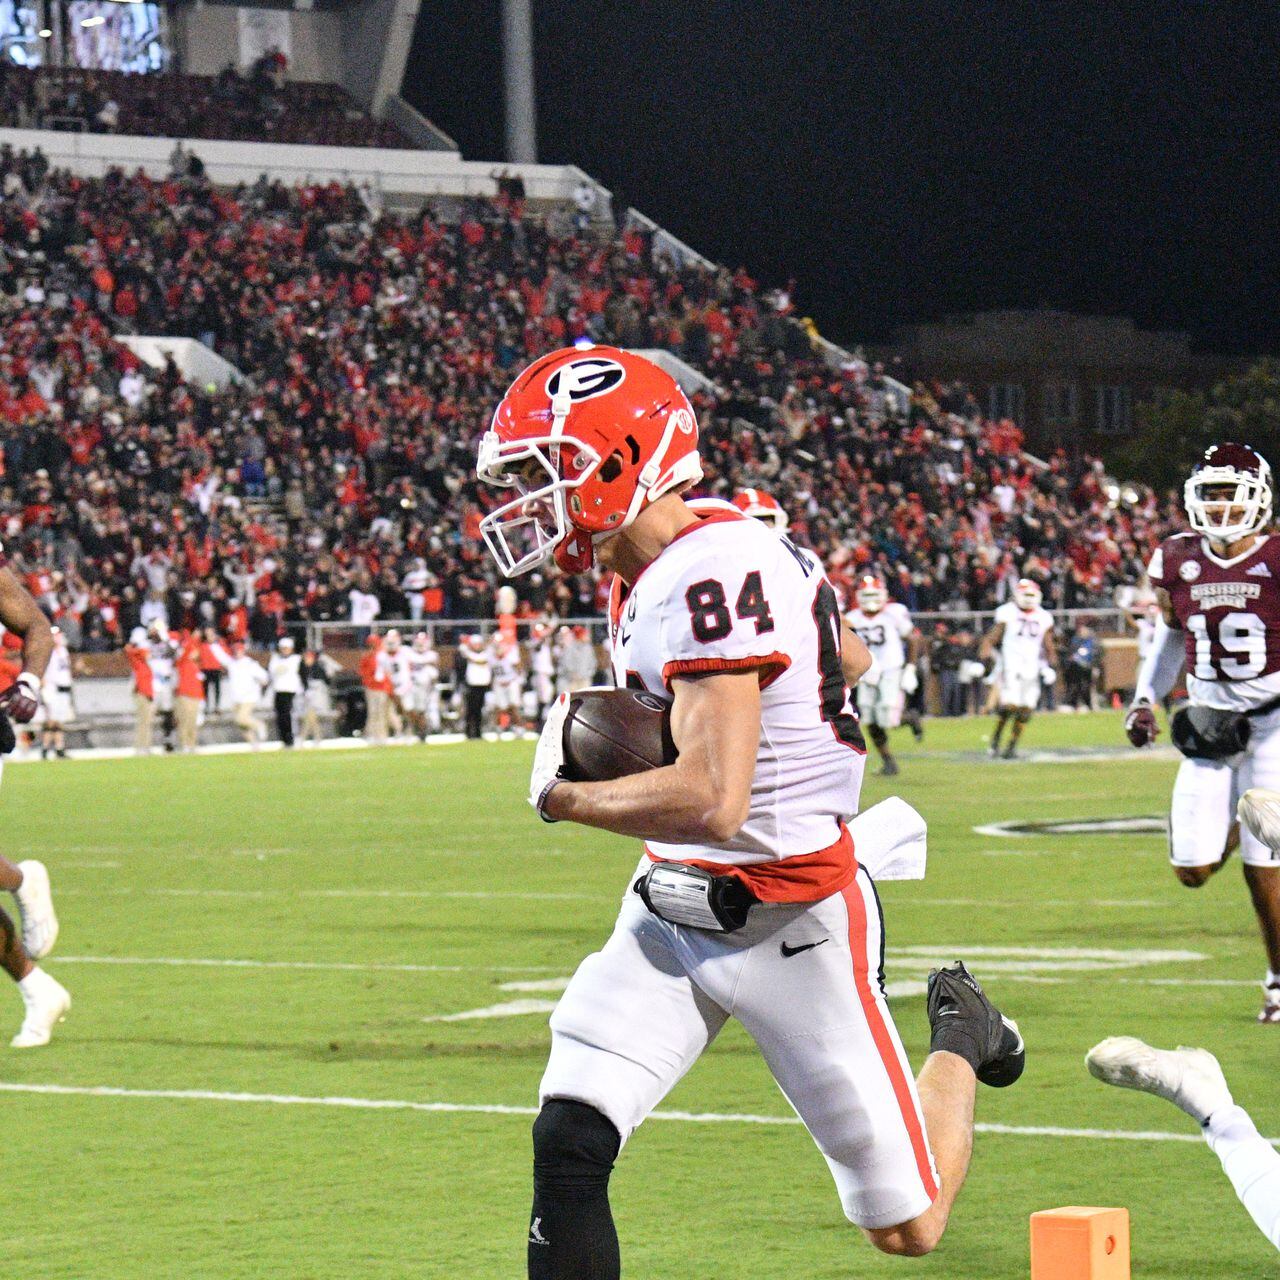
[
  {"xmin": 1170, "ymin": 694, "xmax": 1280, "ymax": 761},
  {"xmin": 634, "ymin": 862, "xmax": 758, "ymax": 933}
]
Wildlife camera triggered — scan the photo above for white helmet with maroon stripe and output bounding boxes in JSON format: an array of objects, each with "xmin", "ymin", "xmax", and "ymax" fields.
[
  {"xmin": 855, "ymin": 574, "xmax": 888, "ymax": 615},
  {"xmin": 1185, "ymin": 443, "xmax": 1273, "ymax": 544},
  {"xmin": 732, "ymin": 488, "xmax": 789, "ymax": 531},
  {"xmin": 1013, "ymin": 578, "xmax": 1043, "ymax": 611}
]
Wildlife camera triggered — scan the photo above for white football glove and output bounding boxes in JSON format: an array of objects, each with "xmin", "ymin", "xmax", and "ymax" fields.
[
  {"xmin": 900, "ymin": 663, "xmax": 919, "ymax": 695},
  {"xmin": 529, "ymin": 692, "xmax": 572, "ymax": 821},
  {"xmin": 1040, "ymin": 664, "xmax": 1057, "ymax": 686},
  {"xmin": 1238, "ymin": 788, "xmax": 1280, "ymax": 853}
]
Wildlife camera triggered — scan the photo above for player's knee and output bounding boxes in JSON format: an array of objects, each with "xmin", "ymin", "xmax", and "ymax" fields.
[
  {"xmin": 1174, "ymin": 863, "xmax": 1217, "ymax": 888},
  {"xmin": 532, "ymin": 1099, "xmax": 620, "ymax": 1194},
  {"xmin": 864, "ymin": 1216, "xmax": 943, "ymax": 1257}
]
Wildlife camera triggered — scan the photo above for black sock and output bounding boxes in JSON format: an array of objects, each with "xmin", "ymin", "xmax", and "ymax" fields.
[
  {"xmin": 929, "ymin": 1020, "xmax": 986, "ymax": 1073},
  {"xmin": 529, "ymin": 1101, "xmax": 620, "ymax": 1280}
]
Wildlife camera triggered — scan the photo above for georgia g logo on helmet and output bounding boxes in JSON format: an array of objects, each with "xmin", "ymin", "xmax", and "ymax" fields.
[
  {"xmin": 545, "ymin": 358, "xmax": 625, "ymax": 403},
  {"xmin": 1184, "ymin": 442, "xmax": 1273, "ymax": 546}
]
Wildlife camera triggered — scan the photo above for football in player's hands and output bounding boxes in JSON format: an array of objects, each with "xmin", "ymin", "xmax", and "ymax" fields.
[
  {"xmin": 561, "ymin": 687, "xmax": 677, "ymax": 782},
  {"xmin": 1124, "ymin": 702, "xmax": 1159, "ymax": 748}
]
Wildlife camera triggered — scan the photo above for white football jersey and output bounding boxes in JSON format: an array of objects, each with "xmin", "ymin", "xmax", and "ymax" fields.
[
  {"xmin": 845, "ymin": 602, "xmax": 913, "ymax": 671},
  {"xmin": 379, "ymin": 647, "xmax": 412, "ymax": 697},
  {"xmin": 995, "ymin": 601, "xmax": 1052, "ymax": 675},
  {"xmin": 609, "ymin": 511, "xmax": 865, "ymax": 872},
  {"xmin": 491, "ymin": 643, "xmax": 523, "ymax": 685},
  {"xmin": 407, "ymin": 649, "xmax": 438, "ymax": 689}
]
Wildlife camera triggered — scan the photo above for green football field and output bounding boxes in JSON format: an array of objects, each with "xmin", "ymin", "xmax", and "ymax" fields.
[{"xmin": 1, "ymin": 712, "xmax": 1276, "ymax": 1278}]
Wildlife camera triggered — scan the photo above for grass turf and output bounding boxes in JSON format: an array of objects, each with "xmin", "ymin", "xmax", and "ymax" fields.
[{"xmin": 1, "ymin": 710, "xmax": 1276, "ymax": 1277}]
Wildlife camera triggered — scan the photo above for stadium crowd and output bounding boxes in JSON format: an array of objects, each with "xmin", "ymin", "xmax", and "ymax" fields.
[
  {"xmin": 0, "ymin": 149, "xmax": 1175, "ymax": 666},
  {"xmin": 0, "ymin": 63, "xmax": 408, "ymax": 149}
]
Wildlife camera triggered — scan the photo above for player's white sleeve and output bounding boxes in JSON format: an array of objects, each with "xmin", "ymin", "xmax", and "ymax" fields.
[
  {"xmin": 1206, "ymin": 1105, "xmax": 1280, "ymax": 1251},
  {"xmin": 894, "ymin": 606, "xmax": 914, "ymax": 638},
  {"xmin": 1133, "ymin": 616, "xmax": 1184, "ymax": 705},
  {"xmin": 657, "ymin": 562, "xmax": 792, "ymax": 690}
]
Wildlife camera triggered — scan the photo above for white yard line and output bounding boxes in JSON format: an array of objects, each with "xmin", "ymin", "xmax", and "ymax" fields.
[
  {"xmin": 52, "ymin": 956, "xmax": 563, "ymax": 975},
  {"xmin": 0, "ymin": 1080, "xmax": 1251, "ymax": 1145},
  {"xmin": 53, "ymin": 887, "xmax": 596, "ymax": 901}
]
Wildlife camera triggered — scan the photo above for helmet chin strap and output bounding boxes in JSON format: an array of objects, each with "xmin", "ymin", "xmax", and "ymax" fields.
[{"xmin": 554, "ymin": 528, "xmax": 594, "ymax": 574}]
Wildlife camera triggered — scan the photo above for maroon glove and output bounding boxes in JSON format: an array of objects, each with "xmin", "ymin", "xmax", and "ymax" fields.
[
  {"xmin": 0, "ymin": 672, "xmax": 40, "ymax": 724},
  {"xmin": 1124, "ymin": 701, "xmax": 1159, "ymax": 748}
]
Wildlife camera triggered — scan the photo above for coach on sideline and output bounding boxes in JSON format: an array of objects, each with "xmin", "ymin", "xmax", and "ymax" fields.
[{"xmin": 268, "ymin": 637, "xmax": 302, "ymax": 748}]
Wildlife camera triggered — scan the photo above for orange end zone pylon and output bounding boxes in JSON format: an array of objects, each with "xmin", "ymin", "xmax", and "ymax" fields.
[{"xmin": 1030, "ymin": 1206, "xmax": 1130, "ymax": 1280}]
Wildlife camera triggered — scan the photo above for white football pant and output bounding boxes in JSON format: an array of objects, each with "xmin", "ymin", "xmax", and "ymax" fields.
[
  {"xmin": 1171, "ymin": 709, "xmax": 1280, "ymax": 868},
  {"xmin": 539, "ymin": 863, "xmax": 939, "ymax": 1230}
]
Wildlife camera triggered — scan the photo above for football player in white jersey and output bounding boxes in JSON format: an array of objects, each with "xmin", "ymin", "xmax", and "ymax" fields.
[
  {"xmin": 846, "ymin": 575, "xmax": 923, "ymax": 776},
  {"xmin": 478, "ymin": 346, "xmax": 1023, "ymax": 1278},
  {"xmin": 489, "ymin": 633, "xmax": 526, "ymax": 735},
  {"xmin": 377, "ymin": 629, "xmax": 409, "ymax": 739},
  {"xmin": 980, "ymin": 578, "xmax": 1057, "ymax": 759},
  {"xmin": 405, "ymin": 631, "xmax": 440, "ymax": 738},
  {"xmin": 39, "ymin": 626, "xmax": 75, "ymax": 759}
]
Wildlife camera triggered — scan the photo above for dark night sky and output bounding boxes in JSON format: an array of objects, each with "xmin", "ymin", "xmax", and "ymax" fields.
[{"xmin": 402, "ymin": 2, "xmax": 1280, "ymax": 355}]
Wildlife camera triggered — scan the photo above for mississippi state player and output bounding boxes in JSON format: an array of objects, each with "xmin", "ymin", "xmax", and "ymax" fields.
[
  {"xmin": 1125, "ymin": 443, "xmax": 1280, "ymax": 1022},
  {"xmin": 981, "ymin": 578, "xmax": 1056, "ymax": 759},
  {"xmin": 478, "ymin": 346, "xmax": 1023, "ymax": 1278},
  {"xmin": 845, "ymin": 575, "xmax": 923, "ymax": 776},
  {"xmin": 0, "ymin": 556, "xmax": 69, "ymax": 1047}
]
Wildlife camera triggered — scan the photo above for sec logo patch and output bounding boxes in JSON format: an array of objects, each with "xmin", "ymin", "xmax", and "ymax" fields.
[{"xmin": 1179, "ymin": 559, "xmax": 1201, "ymax": 581}]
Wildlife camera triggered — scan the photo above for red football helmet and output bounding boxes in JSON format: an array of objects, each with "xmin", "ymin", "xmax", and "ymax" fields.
[
  {"xmin": 1013, "ymin": 577, "xmax": 1043, "ymax": 611},
  {"xmin": 1184, "ymin": 443, "xmax": 1273, "ymax": 543},
  {"xmin": 477, "ymin": 346, "xmax": 702, "ymax": 576},
  {"xmin": 732, "ymin": 487, "xmax": 789, "ymax": 531},
  {"xmin": 855, "ymin": 574, "xmax": 888, "ymax": 614}
]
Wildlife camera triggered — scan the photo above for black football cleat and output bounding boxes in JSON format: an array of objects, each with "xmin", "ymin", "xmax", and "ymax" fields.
[{"xmin": 926, "ymin": 962, "xmax": 1025, "ymax": 1088}]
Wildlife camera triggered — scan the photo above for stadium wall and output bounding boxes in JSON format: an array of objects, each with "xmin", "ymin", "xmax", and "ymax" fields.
[{"xmin": 0, "ymin": 126, "xmax": 612, "ymax": 209}]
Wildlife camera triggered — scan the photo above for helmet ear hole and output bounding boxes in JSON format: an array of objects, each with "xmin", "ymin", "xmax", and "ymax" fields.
[{"xmin": 599, "ymin": 452, "xmax": 624, "ymax": 484}]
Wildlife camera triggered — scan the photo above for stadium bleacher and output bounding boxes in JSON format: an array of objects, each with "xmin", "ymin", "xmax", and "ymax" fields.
[
  {"xmin": 0, "ymin": 144, "xmax": 1173, "ymax": 658},
  {"xmin": 0, "ymin": 64, "xmax": 410, "ymax": 149}
]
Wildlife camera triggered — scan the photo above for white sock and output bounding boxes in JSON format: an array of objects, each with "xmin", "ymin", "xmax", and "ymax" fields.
[
  {"xmin": 1205, "ymin": 1105, "xmax": 1280, "ymax": 1250},
  {"xmin": 17, "ymin": 967, "xmax": 48, "ymax": 1000}
]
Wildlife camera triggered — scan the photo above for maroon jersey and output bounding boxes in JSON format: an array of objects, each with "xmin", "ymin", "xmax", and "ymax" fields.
[{"xmin": 1148, "ymin": 532, "xmax": 1280, "ymax": 708}]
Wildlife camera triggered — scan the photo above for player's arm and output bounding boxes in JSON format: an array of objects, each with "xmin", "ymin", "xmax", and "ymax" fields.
[
  {"xmin": 0, "ymin": 567, "xmax": 54, "ymax": 722},
  {"xmin": 1127, "ymin": 588, "xmax": 1183, "ymax": 746},
  {"xmin": 541, "ymin": 671, "xmax": 760, "ymax": 843},
  {"xmin": 840, "ymin": 620, "xmax": 872, "ymax": 686},
  {"xmin": 1041, "ymin": 627, "xmax": 1057, "ymax": 667},
  {"xmin": 979, "ymin": 622, "xmax": 1005, "ymax": 663}
]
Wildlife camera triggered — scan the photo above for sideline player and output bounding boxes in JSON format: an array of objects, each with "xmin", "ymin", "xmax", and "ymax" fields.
[
  {"xmin": 489, "ymin": 633, "xmax": 525, "ymax": 735},
  {"xmin": 0, "ymin": 560, "xmax": 70, "ymax": 1046},
  {"xmin": 846, "ymin": 574, "xmax": 923, "ymax": 776},
  {"xmin": 477, "ymin": 346, "xmax": 1023, "ymax": 1277},
  {"xmin": 39, "ymin": 626, "xmax": 75, "ymax": 759},
  {"xmin": 1087, "ymin": 1036, "xmax": 1280, "ymax": 1251},
  {"xmin": 405, "ymin": 631, "xmax": 441, "ymax": 739},
  {"xmin": 981, "ymin": 578, "xmax": 1056, "ymax": 759},
  {"xmin": 1124, "ymin": 443, "xmax": 1280, "ymax": 1022}
]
